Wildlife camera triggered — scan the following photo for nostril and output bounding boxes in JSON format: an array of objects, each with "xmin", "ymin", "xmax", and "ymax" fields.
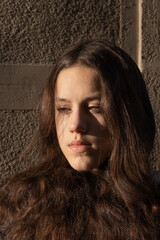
[
  {"xmin": 69, "ymin": 122, "xmax": 87, "ymax": 133},
  {"xmin": 69, "ymin": 117, "xmax": 87, "ymax": 133}
]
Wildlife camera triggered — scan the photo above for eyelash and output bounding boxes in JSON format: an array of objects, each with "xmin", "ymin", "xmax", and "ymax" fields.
[
  {"xmin": 57, "ymin": 106, "xmax": 101, "ymax": 114},
  {"xmin": 88, "ymin": 106, "xmax": 101, "ymax": 113},
  {"xmin": 57, "ymin": 107, "xmax": 71, "ymax": 114}
]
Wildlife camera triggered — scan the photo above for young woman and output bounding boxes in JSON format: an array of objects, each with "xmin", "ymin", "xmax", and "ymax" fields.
[{"xmin": 0, "ymin": 39, "xmax": 159, "ymax": 240}]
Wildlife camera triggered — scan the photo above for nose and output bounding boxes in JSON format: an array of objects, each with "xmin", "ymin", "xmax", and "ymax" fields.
[{"xmin": 69, "ymin": 108, "xmax": 88, "ymax": 133}]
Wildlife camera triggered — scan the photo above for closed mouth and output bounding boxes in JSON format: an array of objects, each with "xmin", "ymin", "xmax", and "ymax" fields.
[{"xmin": 69, "ymin": 140, "xmax": 92, "ymax": 152}]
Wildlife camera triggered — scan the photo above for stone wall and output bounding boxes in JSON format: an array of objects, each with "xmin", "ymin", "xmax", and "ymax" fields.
[
  {"xmin": 142, "ymin": 0, "xmax": 160, "ymax": 169},
  {"xmin": 0, "ymin": 0, "xmax": 159, "ymax": 184}
]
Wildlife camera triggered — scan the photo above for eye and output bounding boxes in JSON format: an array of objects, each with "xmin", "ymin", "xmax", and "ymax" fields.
[
  {"xmin": 57, "ymin": 107, "xmax": 71, "ymax": 114},
  {"xmin": 88, "ymin": 105, "xmax": 101, "ymax": 113}
]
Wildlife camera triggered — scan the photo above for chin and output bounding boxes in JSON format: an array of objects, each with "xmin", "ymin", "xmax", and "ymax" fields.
[
  {"xmin": 65, "ymin": 155, "xmax": 99, "ymax": 171},
  {"xmin": 73, "ymin": 167, "xmax": 93, "ymax": 172},
  {"xmin": 69, "ymin": 162, "xmax": 96, "ymax": 172}
]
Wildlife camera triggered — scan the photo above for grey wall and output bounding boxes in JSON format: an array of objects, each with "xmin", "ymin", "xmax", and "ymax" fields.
[
  {"xmin": 0, "ymin": 0, "xmax": 159, "ymax": 184},
  {"xmin": 142, "ymin": 1, "xmax": 160, "ymax": 169}
]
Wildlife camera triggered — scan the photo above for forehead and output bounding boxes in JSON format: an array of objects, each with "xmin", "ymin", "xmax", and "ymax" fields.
[{"xmin": 55, "ymin": 65, "xmax": 101, "ymax": 99}]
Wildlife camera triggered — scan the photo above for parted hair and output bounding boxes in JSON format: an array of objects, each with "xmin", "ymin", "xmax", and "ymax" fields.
[{"xmin": 0, "ymin": 39, "xmax": 159, "ymax": 240}]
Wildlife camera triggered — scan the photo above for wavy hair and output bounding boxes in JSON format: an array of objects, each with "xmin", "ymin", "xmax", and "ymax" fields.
[{"xmin": 0, "ymin": 39, "xmax": 159, "ymax": 240}]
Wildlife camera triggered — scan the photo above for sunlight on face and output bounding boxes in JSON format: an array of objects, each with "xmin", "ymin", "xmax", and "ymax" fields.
[{"xmin": 55, "ymin": 65, "xmax": 110, "ymax": 171}]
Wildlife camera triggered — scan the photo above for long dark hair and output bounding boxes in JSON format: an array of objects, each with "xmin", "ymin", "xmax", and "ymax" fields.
[{"xmin": 0, "ymin": 39, "xmax": 159, "ymax": 240}]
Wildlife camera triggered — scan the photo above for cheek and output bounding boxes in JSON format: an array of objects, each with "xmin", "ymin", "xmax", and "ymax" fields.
[
  {"xmin": 97, "ymin": 115, "xmax": 106, "ymax": 128},
  {"xmin": 98, "ymin": 126, "xmax": 111, "ymax": 150},
  {"xmin": 91, "ymin": 112, "xmax": 106, "ymax": 128},
  {"xmin": 55, "ymin": 115, "xmax": 68, "ymax": 142},
  {"xmin": 91, "ymin": 115, "xmax": 107, "ymax": 136}
]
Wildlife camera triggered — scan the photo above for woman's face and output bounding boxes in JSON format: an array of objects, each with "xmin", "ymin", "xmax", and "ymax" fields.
[{"xmin": 55, "ymin": 65, "xmax": 110, "ymax": 171}]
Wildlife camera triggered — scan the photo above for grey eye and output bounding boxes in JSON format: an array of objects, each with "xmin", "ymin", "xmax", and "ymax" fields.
[{"xmin": 57, "ymin": 107, "xmax": 71, "ymax": 113}]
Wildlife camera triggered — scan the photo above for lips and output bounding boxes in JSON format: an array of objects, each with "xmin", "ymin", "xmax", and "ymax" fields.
[{"xmin": 69, "ymin": 140, "xmax": 92, "ymax": 153}]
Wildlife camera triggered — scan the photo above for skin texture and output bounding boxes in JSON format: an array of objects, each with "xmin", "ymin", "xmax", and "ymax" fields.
[{"xmin": 55, "ymin": 65, "xmax": 110, "ymax": 171}]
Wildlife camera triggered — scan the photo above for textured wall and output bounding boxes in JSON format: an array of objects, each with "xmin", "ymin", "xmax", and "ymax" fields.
[
  {"xmin": 0, "ymin": 0, "xmax": 159, "ymax": 185},
  {"xmin": 142, "ymin": 0, "xmax": 160, "ymax": 169},
  {"xmin": 0, "ymin": 110, "xmax": 39, "ymax": 181},
  {"xmin": 0, "ymin": 0, "xmax": 120, "ymax": 64}
]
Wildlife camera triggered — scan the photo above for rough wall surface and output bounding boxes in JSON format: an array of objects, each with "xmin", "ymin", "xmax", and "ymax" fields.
[
  {"xmin": 0, "ymin": 0, "xmax": 120, "ymax": 64},
  {"xmin": 0, "ymin": 110, "xmax": 39, "ymax": 183},
  {"xmin": 142, "ymin": 0, "xmax": 160, "ymax": 169}
]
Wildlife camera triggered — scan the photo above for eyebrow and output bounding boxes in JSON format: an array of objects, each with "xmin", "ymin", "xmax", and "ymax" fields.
[
  {"xmin": 55, "ymin": 98, "xmax": 71, "ymax": 103},
  {"xmin": 55, "ymin": 95, "xmax": 101, "ymax": 103}
]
